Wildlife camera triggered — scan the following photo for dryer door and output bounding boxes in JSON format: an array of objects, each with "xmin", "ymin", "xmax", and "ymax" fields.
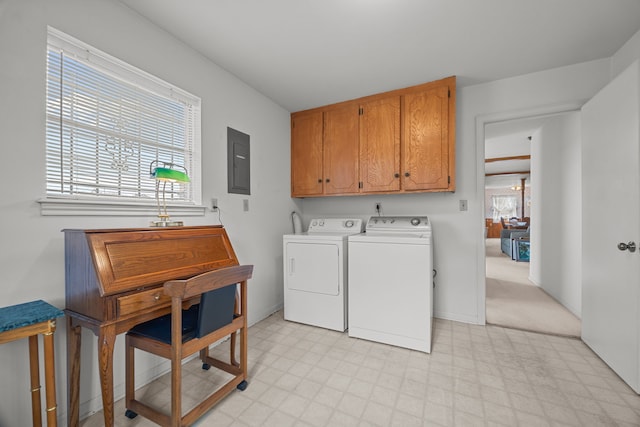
[{"xmin": 285, "ymin": 242, "xmax": 340, "ymax": 296}]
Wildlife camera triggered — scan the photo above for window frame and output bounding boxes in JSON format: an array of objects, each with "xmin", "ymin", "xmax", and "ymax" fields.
[{"xmin": 40, "ymin": 27, "xmax": 204, "ymax": 217}]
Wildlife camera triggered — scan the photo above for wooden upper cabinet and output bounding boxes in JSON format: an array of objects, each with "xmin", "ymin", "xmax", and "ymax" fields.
[
  {"xmin": 324, "ymin": 104, "xmax": 360, "ymax": 195},
  {"xmin": 360, "ymin": 96, "xmax": 401, "ymax": 193},
  {"xmin": 402, "ymin": 80, "xmax": 455, "ymax": 191},
  {"xmin": 291, "ymin": 111, "xmax": 323, "ymax": 197},
  {"xmin": 290, "ymin": 76, "xmax": 455, "ymax": 197}
]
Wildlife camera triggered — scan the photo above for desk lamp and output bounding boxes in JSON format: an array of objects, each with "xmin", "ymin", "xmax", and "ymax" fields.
[{"xmin": 150, "ymin": 160, "xmax": 190, "ymax": 227}]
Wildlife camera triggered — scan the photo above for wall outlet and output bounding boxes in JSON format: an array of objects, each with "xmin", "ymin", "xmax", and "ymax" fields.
[
  {"xmin": 375, "ymin": 202, "xmax": 382, "ymax": 214},
  {"xmin": 211, "ymin": 198, "xmax": 218, "ymax": 212},
  {"xmin": 459, "ymin": 199, "xmax": 468, "ymax": 211}
]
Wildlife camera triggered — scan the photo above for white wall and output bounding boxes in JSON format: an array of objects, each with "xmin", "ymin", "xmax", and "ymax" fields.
[
  {"xmin": 0, "ymin": 0, "xmax": 295, "ymax": 425},
  {"xmin": 612, "ymin": 28, "xmax": 640, "ymax": 79},
  {"xmin": 529, "ymin": 113, "xmax": 582, "ymax": 316},
  {"xmin": 529, "ymin": 127, "xmax": 544, "ymax": 286}
]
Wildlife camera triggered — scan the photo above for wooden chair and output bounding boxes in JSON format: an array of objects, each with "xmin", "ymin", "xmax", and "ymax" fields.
[{"xmin": 124, "ymin": 265, "xmax": 253, "ymax": 427}]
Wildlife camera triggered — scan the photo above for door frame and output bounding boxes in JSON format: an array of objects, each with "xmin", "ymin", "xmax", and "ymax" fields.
[{"xmin": 475, "ymin": 102, "xmax": 584, "ymax": 324}]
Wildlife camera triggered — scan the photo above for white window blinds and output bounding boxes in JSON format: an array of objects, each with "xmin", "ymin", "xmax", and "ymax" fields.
[{"xmin": 45, "ymin": 27, "xmax": 201, "ymax": 207}]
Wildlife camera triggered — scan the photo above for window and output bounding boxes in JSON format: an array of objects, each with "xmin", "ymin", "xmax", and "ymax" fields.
[
  {"xmin": 43, "ymin": 27, "xmax": 202, "ymax": 215},
  {"xmin": 491, "ymin": 195, "xmax": 517, "ymax": 222}
]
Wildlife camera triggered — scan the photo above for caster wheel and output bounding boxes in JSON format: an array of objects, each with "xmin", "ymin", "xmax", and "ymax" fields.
[
  {"xmin": 236, "ymin": 380, "xmax": 248, "ymax": 391},
  {"xmin": 125, "ymin": 409, "xmax": 138, "ymax": 419},
  {"xmin": 202, "ymin": 363, "xmax": 211, "ymax": 370}
]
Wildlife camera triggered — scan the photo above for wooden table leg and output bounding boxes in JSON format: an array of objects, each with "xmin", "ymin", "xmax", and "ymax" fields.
[
  {"xmin": 43, "ymin": 320, "xmax": 58, "ymax": 427},
  {"xmin": 28, "ymin": 335, "xmax": 42, "ymax": 427},
  {"xmin": 66, "ymin": 318, "xmax": 81, "ymax": 427},
  {"xmin": 98, "ymin": 325, "xmax": 116, "ymax": 427}
]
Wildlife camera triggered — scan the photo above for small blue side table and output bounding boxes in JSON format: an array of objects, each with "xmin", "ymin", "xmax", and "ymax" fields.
[{"xmin": 0, "ymin": 300, "xmax": 64, "ymax": 427}]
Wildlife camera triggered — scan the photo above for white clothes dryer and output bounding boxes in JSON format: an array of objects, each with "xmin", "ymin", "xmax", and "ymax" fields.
[{"xmin": 283, "ymin": 218, "xmax": 364, "ymax": 331}]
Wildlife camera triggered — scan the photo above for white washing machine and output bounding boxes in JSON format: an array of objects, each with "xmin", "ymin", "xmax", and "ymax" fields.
[
  {"xmin": 283, "ymin": 218, "xmax": 364, "ymax": 331},
  {"xmin": 348, "ymin": 216, "xmax": 433, "ymax": 353}
]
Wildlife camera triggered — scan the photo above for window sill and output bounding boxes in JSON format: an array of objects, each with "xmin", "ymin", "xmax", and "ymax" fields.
[{"xmin": 38, "ymin": 198, "xmax": 207, "ymax": 217}]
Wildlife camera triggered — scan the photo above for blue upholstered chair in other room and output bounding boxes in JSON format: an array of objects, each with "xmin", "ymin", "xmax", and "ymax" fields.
[
  {"xmin": 500, "ymin": 228, "xmax": 513, "ymax": 255},
  {"xmin": 501, "ymin": 227, "xmax": 530, "ymax": 257}
]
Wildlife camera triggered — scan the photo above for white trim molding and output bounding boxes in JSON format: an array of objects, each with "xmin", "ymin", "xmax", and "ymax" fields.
[{"xmin": 38, "ymin": 198, "xmax": 206, "ymax": 217}]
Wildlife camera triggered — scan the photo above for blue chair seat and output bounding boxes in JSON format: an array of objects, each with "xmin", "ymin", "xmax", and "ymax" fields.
[
  {"xmin": 128, "ymin": 284, "xmax": 237, "ymax": 345},
  {"xmin": 128, "ymin": 305, "xmax": 199, "ymax": 344}
]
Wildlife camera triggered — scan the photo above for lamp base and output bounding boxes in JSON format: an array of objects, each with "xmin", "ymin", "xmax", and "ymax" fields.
[{"xmin": 150, "ymin": 219, "xmax": 184, "ymax": 227}]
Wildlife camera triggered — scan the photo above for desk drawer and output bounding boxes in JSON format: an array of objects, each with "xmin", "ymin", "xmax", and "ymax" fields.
[{"xmin": 117, "ymin": 288, "xmax": 171, "ymax": 317}]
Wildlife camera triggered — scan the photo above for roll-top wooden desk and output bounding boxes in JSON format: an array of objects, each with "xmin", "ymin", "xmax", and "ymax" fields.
[{"xmin": 64, "ymin": 226, "xmax": 239, "ymax": 427}]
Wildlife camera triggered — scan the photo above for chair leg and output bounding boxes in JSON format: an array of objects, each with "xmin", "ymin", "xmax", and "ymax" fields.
[
  {"xmin": 170, "ymin": 351, "xmax": 182, "ymax": 426},
  {"xmin": 230, "ymin": 331, "xmax": 238, "ymax": 367}
]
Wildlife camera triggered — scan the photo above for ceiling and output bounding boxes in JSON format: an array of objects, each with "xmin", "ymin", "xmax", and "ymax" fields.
[
  {"xmin": 117, "ymin": 0, "xmax": 640, "ymax": 113},
  {"xmin": 116, "ymin": 1, "xmax": 640, "ymax": 191}
]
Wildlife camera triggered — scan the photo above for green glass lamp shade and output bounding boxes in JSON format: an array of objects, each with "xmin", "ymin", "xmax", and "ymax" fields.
[{"xmin": 152, "ymin": 167, "xmax": 190, "ymax": 183}]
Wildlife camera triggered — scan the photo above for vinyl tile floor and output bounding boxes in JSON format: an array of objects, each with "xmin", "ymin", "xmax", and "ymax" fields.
[{"xmin": 82, "ymin": 311, "xmax": 640, "ymax": 426}]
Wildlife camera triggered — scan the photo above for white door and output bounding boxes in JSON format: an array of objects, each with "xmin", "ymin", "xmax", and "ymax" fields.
[{"xmin": 581, "ymin": 60, "xmax": 640, "ymax": 393}]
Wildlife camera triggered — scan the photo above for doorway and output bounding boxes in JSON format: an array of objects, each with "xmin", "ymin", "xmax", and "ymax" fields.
[{"xmin": 481, "ymin": 112, "xmax": 582, "ymax": 337}]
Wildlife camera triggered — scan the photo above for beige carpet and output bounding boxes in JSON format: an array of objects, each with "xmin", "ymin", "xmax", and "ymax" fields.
[{"xmin": 485, "ymin": 239, "xmax": 581, "ymax": 337}]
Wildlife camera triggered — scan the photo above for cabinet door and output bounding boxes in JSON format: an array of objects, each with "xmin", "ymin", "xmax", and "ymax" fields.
[
  {"xmin": 402, "ymin": 84, "xmax": 451, "ymax": 191},
  {"xmin": 324, "ymin": 104, "xmax": 360, "ymax": 195},
  {"xmin": 360, "ymin": 96, "xmax": 400, "ymax": 192},
  {"xmin": 291, "ymin": 111, "xmax": 323, "ymax": 197}
]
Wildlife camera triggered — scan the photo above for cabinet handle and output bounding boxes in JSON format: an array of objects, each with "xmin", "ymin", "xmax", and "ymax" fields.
[
  {"xmin": 404, "ymin": 172, "xmax": 410, "ymax": 177},
  {"xmin": 153, "ymin": 293, "xmax": 160, "ymax": 301},
  {"xmin": 326, "ymin": 178, "xmax": 330, "ymax": 183},
  {"xmin": 317, "ymin": 179, "xmax": 322, "ymax": 183},
  {"xmin": 394, "ymin": 173, "xmax": 400, "ymax": 178}
]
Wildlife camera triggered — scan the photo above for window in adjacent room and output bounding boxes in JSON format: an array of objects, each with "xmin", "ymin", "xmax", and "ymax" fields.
[
  {"xmin": 43, "ymin": 27, "xmax": 202, "ymax": 215},
  {"xmin": 491, "ymin": 195, "xmax": 517, "ymax": 222}
]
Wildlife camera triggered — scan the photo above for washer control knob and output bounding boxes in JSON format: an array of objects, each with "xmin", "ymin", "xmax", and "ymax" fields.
[
  {"xmin": 410, "ymin": 218, "xmax": 421, "ymax": 226},
  {"xmin": 345, "ymin": 220, "xmax": 354, "ymax": 228},
  {"xmin": 311, "ymin": 220, "xmax": 317, "ymax": 226}
]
